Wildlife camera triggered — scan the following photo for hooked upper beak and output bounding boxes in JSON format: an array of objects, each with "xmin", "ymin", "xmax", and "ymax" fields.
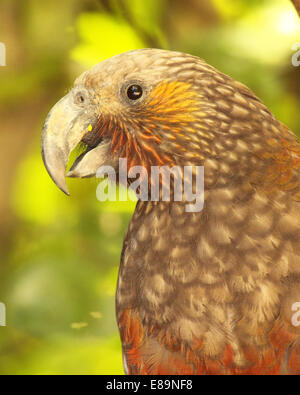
[{"xmin": 41, "ymin": 92, "xmax": 112, "ymax": 195}]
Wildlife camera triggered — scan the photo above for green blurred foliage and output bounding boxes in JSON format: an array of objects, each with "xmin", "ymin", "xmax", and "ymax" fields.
[
  {"xmin": 0, "ymin": 0, "xmax": 299, "ymax": 375},
  {"xmin": 71, "ymin": 13, "xmax": 144, "ymax": 67}
]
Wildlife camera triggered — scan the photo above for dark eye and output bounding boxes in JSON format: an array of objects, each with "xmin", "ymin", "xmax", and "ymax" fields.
[
  {"xmin": 127, "ymin": 85, "xmax": 143, "ymax": 100},
  {"xmin": 75, "ymin": 92, "xmax": 86, "ymax": 105}
]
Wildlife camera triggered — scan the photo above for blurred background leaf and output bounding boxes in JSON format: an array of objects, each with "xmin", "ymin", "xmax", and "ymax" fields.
[{"xmin": 0, "ymin": 0, "xmax": 299, "ymax": 375}]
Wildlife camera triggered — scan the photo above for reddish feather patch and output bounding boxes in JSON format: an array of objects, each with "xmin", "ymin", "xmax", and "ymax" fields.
[{"xmin": 119, "ymin": 309, "xmax": 300, "ymax": 375}]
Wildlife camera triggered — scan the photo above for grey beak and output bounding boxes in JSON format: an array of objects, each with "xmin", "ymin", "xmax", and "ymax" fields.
[{"xmin": 41, "ymin": 93, "xmax": 98, "ymax": 195}]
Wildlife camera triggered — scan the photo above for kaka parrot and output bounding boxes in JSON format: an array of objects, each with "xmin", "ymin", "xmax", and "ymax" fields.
[{"xmin": 41, "ymin": 49, "xmax": 300, "ymax": 375}]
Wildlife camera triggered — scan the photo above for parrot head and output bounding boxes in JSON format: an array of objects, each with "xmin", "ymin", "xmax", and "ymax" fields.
[{"xmin": 41, "ymin": 48, "xmax": 242, "ymax": 194}]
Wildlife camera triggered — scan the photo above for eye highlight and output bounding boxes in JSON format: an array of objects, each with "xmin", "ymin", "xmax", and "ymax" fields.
[{"xmin": 127, "ymin": 85, "xmax": 143, "ymax": 101}]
